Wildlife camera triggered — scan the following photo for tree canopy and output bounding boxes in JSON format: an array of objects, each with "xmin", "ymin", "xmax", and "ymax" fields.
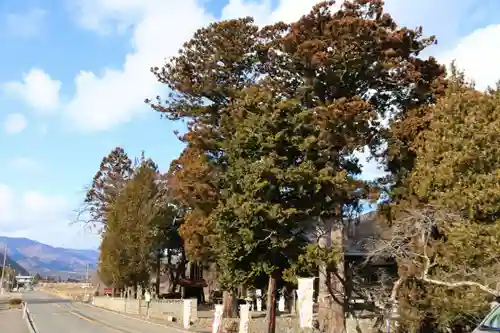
[
  {"xmin": 376, "ymin": 73, "xmax": 500, "ymax": 331},
  {"xmin": 83, "ymin": 147, "xmax": 133, "ymax": 232},
  {"xmin": 95, "ymin": 149, "xmax": 186, "ymax": 292},
  {"xmin": 80, "ymin": 1, "xmax": 500, "ymax": 333}
]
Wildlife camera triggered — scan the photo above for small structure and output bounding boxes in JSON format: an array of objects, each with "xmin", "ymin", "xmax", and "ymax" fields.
[{"xmin": 15, "ymin": 275, "xmax": 34, "ymax": 289}]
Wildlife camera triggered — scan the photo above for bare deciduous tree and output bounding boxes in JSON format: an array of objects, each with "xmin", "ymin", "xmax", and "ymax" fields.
[{"xmin": 370, "ymin": 206, "xmax": 500, "ymax": 299}]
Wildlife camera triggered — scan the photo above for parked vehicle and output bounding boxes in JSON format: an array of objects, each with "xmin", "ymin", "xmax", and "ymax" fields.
[{"xmin": 473, "ymin": 304, "xmax": 500, "ymax": 332}]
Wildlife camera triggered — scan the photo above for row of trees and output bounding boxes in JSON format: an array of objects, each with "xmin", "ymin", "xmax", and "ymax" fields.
[
  {"xmin": 81, "ymin": 149, "xmax": 185, "ymax": 296},
  {"xmin": 79, "ymin": 1, "xmax": 500, "ymax": 332}
]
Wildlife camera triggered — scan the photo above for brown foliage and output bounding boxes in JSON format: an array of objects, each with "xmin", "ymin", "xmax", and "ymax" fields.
[
  {"xmin": 168, "ymin": 147, "xmax": 220, "ymax": 262},
  {"xmin": 149, "ymin": 1, "xmax": 445, "ymax": 269}
]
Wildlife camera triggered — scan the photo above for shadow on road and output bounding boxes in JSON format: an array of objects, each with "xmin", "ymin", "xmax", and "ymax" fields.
[{"xmin": 23, "ymin": 298, "xmax": 72, "ymax": 305}]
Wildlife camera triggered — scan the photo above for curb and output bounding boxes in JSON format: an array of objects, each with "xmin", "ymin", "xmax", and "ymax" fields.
[{"xmin": 22, "ymin": 302, "xmax": 39, "ymax": 333}]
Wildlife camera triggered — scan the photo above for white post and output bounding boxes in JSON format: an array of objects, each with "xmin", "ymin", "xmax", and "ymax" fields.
[
  {"xmin": 146, "ymin": 290, "xmax": 152, "ymax": 319},
  {"xmin": 212, "ymin": 304, "xmax": 223, "ymax": 333},
  {"xmin": 183, "ymin": 299, "xmax": 197, "ymax": 329},
  {"xmin": 239, "ymin": 304, "xmax": 251, "ymax": 333},
  {"xmin": 85, "ymin": 264, "xmax": 89, "ymax": 297},
  {"xmin": 183, "ymin": 300, "xmax": 191, "ymax": 328},
  {"xmin": 278, "ymin": 294, "xmax": 285, "ymax": 312},
  {"xmin": 255, "ymin": 289, "xmax": 262, "ymax": 311},
  {"xmin": 297, "ymin": 277, "xmax": 314, "ymax": 328}
]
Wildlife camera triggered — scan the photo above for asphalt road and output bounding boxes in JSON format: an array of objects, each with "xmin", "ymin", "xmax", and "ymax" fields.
[
  {"xmin": 0, "ymin": 304, "xmax": 29, "ymax": 333},
  {"xmin": 22, "ymin": 291, "xmax": 188, "ymax": 333}
]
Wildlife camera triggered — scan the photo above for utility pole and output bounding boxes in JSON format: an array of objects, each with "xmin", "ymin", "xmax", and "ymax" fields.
[
  {"xmin": 85, "ymin": 264, "xmax": 89, "ymax": 296},
  {"xmin": 0, "ymin": 244, "xmax": 7, "ymax": 294}
]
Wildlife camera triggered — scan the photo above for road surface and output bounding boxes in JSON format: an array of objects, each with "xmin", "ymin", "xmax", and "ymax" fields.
[
  {"xmin": 0, "ymin": 307, "xmax": 30, "ymax": 333},
  {"xmin": 22, "ymin": 291, "xmax": 188, "ymax": 333}
]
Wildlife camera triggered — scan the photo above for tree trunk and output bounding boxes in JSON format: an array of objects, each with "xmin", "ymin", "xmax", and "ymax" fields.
[
  {"xmin": 330, "ymin": 253, "xmax": 346, "ymax": 333},
  {"xmin": 318, "ymin": 218, "xmax": 332, "ymax": 332},
  {"xmin": 171, "ymin": 250, "xmax": 186, "ymax": 293},
  {"xmin": 266, "ymin": 274, "xmax": 278, "ymax": 333},
  {"xmin": 222, "ymin": 290, "xmax": 237, "ymax": 318},
  {"xmin": 318, "ymin": 219, "xmax": 346, "ymax": 333},
  {"xmin": 155, "ymin": 251, "xmax": 161, "ymax": 296}
]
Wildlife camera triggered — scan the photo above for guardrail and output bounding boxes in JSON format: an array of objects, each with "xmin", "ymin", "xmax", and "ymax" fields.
[{"xmin": 22, "ymin": 302, "xmax": 39, "ymax": 333}]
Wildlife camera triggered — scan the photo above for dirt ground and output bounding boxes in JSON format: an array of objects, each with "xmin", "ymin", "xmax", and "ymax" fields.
[{"xmin": 38, "ymin": 283, "xmax": 93, "ymax": 300}]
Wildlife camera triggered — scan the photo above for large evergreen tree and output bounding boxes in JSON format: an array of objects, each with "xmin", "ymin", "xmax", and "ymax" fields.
[
  {"xmin": 150, "ymin": 1, "xmax": 444, "ymax": 330},
  {"xmin": 378, "ymin": 73, "xmax": 500, "ymax": 332}
]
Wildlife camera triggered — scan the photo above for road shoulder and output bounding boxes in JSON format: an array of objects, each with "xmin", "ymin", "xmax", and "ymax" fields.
[
  {"xmin": 75, "ymin": 301, "xmax": 192, "ymax": 332},
  {"xmin": 0, "ymin": 308, "xmax": 30, "ymax": 333}
]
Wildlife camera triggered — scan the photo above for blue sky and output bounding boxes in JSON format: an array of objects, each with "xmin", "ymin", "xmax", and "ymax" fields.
[{"xmin": 0, "ymin": 0, "xmax": 499, "ymax": 250}]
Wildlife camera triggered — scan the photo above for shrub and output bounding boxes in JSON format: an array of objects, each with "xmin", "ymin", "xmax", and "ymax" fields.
[{"xmin": 8, "ymin": 298, "xmax": 22, "ymax": 308}]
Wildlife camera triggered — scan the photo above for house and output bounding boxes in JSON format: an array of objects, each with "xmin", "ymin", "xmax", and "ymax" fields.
[{"xmin": 179, "ymin": 211, "xmax": 395, "ymax": 304}]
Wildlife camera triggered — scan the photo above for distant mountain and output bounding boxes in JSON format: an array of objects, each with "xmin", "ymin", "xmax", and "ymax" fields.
[
  {"xmin": 0, "ymin": 251, "xmax": 30, "ymax": 276},
  {"xmin": 0, "ymin": 236, "xmax": 98, "ymax": 278}
]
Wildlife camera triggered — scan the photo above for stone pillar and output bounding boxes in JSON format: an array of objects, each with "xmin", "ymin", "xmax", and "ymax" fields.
[
  {"xmin": 239, "ymin": 304, "xmax": 251, "ymax": 333},
  {"xmin": 212, "ymin": 304, "xmax": 224, "ymax": 333},
  {"xmin": 183, "ymin": 299, "xmax": 194, "ymax": 329},
  {"xmin": 297, "ymin": 277, "xmax": 314, "ymax": 328},
  {"xmin": 255, "ymin": 289, "xmax": 262, "ymax": 311},
  {"xmin": 137, "ymin": 285, "xmax": 142, "ymax": 299},
  {"xmin": 278, "ymin": 294, "xmax": 285, "ymax": 312}
]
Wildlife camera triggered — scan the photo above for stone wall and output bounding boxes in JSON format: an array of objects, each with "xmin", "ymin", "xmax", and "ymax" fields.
[
  {"xmin": 196, "ymin": 315, "xmax": 378, "ymax": 333},
  {"xmin": 92, "ymin": 296, "xmax": 197, "ymax": 323}
]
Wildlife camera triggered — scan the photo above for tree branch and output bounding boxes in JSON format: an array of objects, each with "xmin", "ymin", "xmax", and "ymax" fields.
[{"xmin": 373, "ymin": 206, "xmax": 500, "ymax": 297}]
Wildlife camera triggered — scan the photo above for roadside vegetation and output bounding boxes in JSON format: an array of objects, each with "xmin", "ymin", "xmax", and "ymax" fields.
[{"xmin": 76, "ymin": 1, "xmax": 500, "ymax": 332}]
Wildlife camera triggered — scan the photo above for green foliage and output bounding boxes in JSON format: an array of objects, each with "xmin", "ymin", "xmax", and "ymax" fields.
[
  {"xmin": 382, "ymin": 73, "xmax": 500, "ymax": 331},
  {"xmin": 98, "ymin": 229, "xmax": 124, "ymax": 287},
  {"xmin": 283, "ymin": 244, "xmax": 341, "ymax": 284},
  {"xmin": 410, "ymin": 79, "xmax": 500, "ymax": 221},
  {"xmin": 96, "ymin": 149, "xmax": 185, "ymax": 289},
  {"xmin": 86, "ymin": 2, "xmax": 500, "ymax": 333},
  {"xmin": 211, "ymin": 85, "xmax": 374, "ymax": 289},
  {"xmin": 149, "ymin": 1, "xmax": 444, "ymax": 269},
  {"xmin": 111, "ymin": 159, "xmax": 160, "ymax": 286}
]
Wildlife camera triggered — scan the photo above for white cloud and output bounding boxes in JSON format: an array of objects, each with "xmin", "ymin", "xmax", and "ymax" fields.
[
  {"xmin": 3, "ymin": 113, "xmax": 27, "ymax": 134},
  {"xmin": 63, "ymin": 0, "xmax": 213, "ymax": 131},
  {"xmin": 0, "ymin": 184, "xmax": 99, "ymax": 249},
  {"xmin": 0, "ymin": 185, "xmax": 66, "ymax": 232},
  {"xmin": 222, "ymin": 0, "xmax": 340, "ymax": 24},
  {"xmin": 16, "ymin": 0, "xmax": 498, "ymax": 181},
  {"xmin": 63, "ymin": 0, "xmax": 483, "ymax": 181},
  {"xmin": 5, "ymin": 8, "xmax": 47, "ymax": 38},
  {"xmin": 8, "ymin": 157, "xmax": 41, "ymax": 172},
  {"xmin": 26, "ymin": 0, "xmax": 471, "ymax": 133},
  {"xmin": 439, "ymin": 24, "xmax": 500, "ymax": 91},
  {"xmin": 4, "ymin": 68, "xmax": 61, "ymax": 114},
  {"xmin": 65, "ymin": 0, "xmax": 466, "ymax": 132},
  {"xmin": 63, "ymin": 0, "xmax": 344, "ymax": 131},
  {"xmin": 69, "ymin": 0, "xmax": 144, "ymax": 35}
]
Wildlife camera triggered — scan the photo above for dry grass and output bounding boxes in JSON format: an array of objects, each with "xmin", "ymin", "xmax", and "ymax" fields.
[{"xmin": 39, "ymin": 283, "xmax": 94, "ymax": 300}]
